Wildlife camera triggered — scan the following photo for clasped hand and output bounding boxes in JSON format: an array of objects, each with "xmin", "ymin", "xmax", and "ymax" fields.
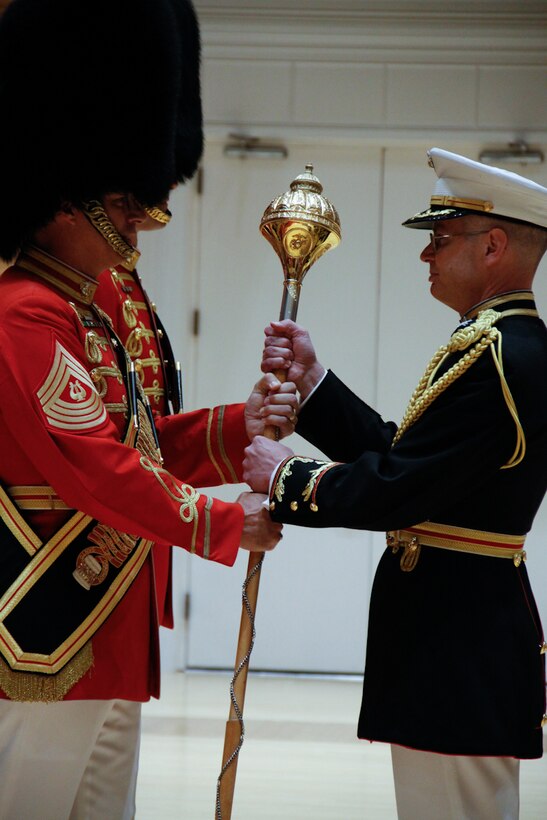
[
  {"xmin": 239, "ymin": 319, "xmax": 324, "ymax": 552},
  {"xmin": 244, "ymin": 372, "xmax": 298, "ymax": 440},
  {"xmin": 238, "ymin": 436, "xmax": 293, "ymax": 551},
  {"xmin": 260, "ymin": 320, "xmax": 325, "ymax": 400},
  {"xmin": 240, "ymin": 367, "xmax": 297, "ymax": 552}
]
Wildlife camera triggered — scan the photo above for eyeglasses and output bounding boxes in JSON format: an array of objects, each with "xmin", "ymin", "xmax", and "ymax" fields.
[{"xmin": 429, "ymin": 230, "xmax": 490, "ymax": 253}]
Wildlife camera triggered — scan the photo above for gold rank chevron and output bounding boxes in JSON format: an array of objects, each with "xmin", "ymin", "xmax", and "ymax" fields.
[{"xmin": 37, "ymin": 341, "xmax": 107, "ymax": 431}]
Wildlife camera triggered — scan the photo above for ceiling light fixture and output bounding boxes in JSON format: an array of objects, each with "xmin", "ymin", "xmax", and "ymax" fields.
[
  {"xmin": 223, "ymin": 133, "xmax": 288, "ymax": 160},
  {"xmin": 479, "ymin": 140, "xmax": 544, "ymax": 166}
]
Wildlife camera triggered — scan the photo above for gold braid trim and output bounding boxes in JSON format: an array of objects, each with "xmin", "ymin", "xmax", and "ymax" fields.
[
  {"xmin": 206, "ymin": 408, "xmax": 228, "ymax": 484},
  {"xmin": 136, "ymin": 403, "xmax": 162, "ymax": 464},
  {"xmin": 139, "ymin": 456, "xmax": 200, "ymax": 551},
  {"xmin": 125, "ymin": 327, "xmax": 155, "ymax": 359},
  {"xmin": 125, "ymin": 329, "xmax": 143, "ymax": 357},
  {"xmin": 0, "ymin": 641, "xmax": 93, "ymax": 702},
  {"xmin": 82, "ymin": 200, "xmax": 140, "ymax": 271},
  {"xmin": 489, "ymin": 333, "xmax": 526, "ymax": 468},
  {"xmin": 104, "ymin": 401, "xmax": 128, "ymax": 415},
  {"xmin": 90, "ymin": 363, "xmax": 123, "ymax": 398},
  {"xmin": 302, "ymin": 463, "xmax": 338, "ymax": 503},
  {"xmin": 123, "ymin": 299, "xmax": 138, "ymax": 329},
  {"xmin": 85, "ymin": 331, "xmax": 109, "ymax": 365},
  {"xmin": 393, "ymin": 309, "xmax": 525, "ymax": 468},
  {"xmin": 274, "ymin": 457, "xmax": 315, "ymax": 503},
  {"xmin": 144, "ymin": 381, "xmax": 165, "ymax": 406},
  {"xmin": 144, "ymin": 206, "xmax": 172, "ymax": 225},
  {"xmin": 217, "ymin": 406, "xmax": 239, "ymax": 484}
]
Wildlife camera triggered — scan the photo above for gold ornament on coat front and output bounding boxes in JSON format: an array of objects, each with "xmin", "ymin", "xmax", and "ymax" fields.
[
  {"xmin": 85, "ymin": 331, "xmax": 108, "ymax": 364},
  {"xmin": 73, "ymin": 526, "xmax": 138, "ymax": 590},
  {"xmin": 123, "ymin": 298, "xmax": 138, "ymax": 329},
  {"xmin": 90, "ymin": 362, "xmax": 123, "ymax": 398}
]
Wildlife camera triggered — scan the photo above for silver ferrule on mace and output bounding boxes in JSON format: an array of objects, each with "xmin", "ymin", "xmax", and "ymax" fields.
[{"xmin": 260, "ymin": 164, "xmax": 342, "ymax": 321}]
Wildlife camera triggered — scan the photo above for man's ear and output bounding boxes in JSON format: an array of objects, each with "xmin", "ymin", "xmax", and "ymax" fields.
[
  {"xmin": 484, "ymin": 227, "xmax": 508, "ymax": 264},
  {"xmin": 56, "ymin": 202, "xmax": 77, "ymax": 226}
]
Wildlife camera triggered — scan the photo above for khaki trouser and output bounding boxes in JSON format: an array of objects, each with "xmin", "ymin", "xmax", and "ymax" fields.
[
  {"xmin": 0, "ymin": 699, "xmax": 141, "ymax": 820},
  {"xmin": 391, "ymin": 744, "xmax": 520, "ymax": 820}
]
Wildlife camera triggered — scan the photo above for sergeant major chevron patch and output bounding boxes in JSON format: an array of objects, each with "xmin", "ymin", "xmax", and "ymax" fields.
[{"xmin": 37, "ymin": 341, "xmax": 107, "ymax": 431}]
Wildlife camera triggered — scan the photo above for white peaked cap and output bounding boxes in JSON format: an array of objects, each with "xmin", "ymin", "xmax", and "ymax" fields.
[{"xmin": 403, "ymin": 147, "xmax": 547, "ymax": 230}]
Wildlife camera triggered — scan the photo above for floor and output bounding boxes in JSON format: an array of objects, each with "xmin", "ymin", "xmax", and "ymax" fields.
[{"xmin": 137, "ymin": 672, "xmax": 547, "ymax": 819}]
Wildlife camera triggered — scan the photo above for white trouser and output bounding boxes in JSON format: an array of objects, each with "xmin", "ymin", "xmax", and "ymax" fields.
[
  {"xmin": 391, "ymin": 744, "xmax": 520, "ymax": 820},
  {"xmin": 0, "ymin": 698, "xmax": 141, "ymax": 820}
]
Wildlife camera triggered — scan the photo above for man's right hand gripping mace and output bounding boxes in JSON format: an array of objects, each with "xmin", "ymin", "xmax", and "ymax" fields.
[{"xmin": 216, "ymin": 165, "xmax": 341, "ymax": 820}]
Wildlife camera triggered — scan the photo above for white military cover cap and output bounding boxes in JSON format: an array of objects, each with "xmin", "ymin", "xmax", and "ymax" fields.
[{"xmin": 403, "ymin": 147, "xmax": 547, "ymax": 230}]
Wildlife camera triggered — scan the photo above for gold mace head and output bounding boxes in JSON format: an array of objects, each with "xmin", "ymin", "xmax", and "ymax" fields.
[{"xmin": 260, "ymin": 164, "xmax": 341, "ymax": 320}]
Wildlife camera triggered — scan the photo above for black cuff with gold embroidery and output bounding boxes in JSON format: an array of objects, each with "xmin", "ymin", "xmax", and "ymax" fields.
[{"xmin": 268, "ymin": 455, "xmax": 340, "ymax": 524}]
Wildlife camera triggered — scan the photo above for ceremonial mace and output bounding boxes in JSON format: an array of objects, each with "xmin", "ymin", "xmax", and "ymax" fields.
[{"xmin": 216, "ymin": 165, "xmax": 341, "ymax": 819}]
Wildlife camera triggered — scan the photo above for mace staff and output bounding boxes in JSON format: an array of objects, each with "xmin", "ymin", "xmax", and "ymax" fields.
[{"xmin": 215, "ymin": 165, "xmax": 341, "ymax": 820}]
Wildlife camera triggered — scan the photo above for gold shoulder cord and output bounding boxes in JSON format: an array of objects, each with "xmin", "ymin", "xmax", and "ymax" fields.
[{"xmin": 393, "ymin": 309, "xmax": 525, "ymax": 469}]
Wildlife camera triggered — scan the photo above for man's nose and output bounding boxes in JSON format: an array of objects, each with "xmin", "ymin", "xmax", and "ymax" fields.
[
  {"xmin": 127, "ymin": 196, "xmax": 147, "ymax": 225},
  {"xmin": 420, "ymin": 240, "xmax": 434, "ymax": 262}
]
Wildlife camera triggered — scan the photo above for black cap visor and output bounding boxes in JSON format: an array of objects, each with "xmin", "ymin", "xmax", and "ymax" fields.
[{"xmin": 402, "ymin": 206, "xmax": 476, "ymax": 229}]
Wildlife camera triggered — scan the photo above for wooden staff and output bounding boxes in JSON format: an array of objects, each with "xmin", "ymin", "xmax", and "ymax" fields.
[{"xmin": 216, "ymin": 165, "xmax": 341, "ymax": 819}]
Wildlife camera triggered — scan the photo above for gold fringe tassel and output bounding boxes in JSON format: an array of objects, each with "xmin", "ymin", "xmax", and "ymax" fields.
[{"xmin": 0, "ymin": 641, "xmax": 93, "ymax": 702}]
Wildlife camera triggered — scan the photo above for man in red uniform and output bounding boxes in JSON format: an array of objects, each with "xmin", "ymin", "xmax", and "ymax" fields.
[{"xmin": 0, "ymin": 1, "xmax": 297, "ymax": 816}]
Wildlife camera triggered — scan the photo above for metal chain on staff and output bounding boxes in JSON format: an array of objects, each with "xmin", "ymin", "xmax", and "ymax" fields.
[
  {"xmin": 214, "ymin": 553, "xmax": 264, "ymax": 820},
  {"xmin": 215, "ymin": 165, "xmax": 341, "ymax": 819}
]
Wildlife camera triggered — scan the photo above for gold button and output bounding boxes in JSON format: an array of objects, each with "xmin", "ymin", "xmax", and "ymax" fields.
[
  {"xmin": 80, "ymin": 282, "xmax": 94, "ymax": 300},
  {"xmin": 542, "ymin": 714, "xmax": 547, "ymax": 728},
  {"xmin": 290, "ymin": 501, "xmax": 298, "ymax": 511},
  {"xmin": 310, "ymin": 503, "xmax": 318, "ymax": 512},
  {"xmin": 540, "ymin": 642, "xmax": 547, "ymax": 655},
  {"xmin": 269, "ymin": 502, "xmax": 276, "ymax": 511}
]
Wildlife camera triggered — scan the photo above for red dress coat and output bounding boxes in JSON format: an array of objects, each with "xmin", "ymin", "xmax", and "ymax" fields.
[{"xmin": 0, "ymin": 247, "xmax": 248, "ymax": 702}]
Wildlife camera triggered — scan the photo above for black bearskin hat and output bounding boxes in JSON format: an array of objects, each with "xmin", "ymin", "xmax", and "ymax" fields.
[{"xmin": 0, "ymin": 0, "xmax": 203, "ymax": 261}]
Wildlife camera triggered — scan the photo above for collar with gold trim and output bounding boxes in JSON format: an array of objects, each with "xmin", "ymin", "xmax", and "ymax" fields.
[
  {"xmin": 462, "ymin": 290, "xmax": 537, "ymax": 322},
  {"xmin": 16, "ymin": 246, "xmax": 98, "ymax": 305}
]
